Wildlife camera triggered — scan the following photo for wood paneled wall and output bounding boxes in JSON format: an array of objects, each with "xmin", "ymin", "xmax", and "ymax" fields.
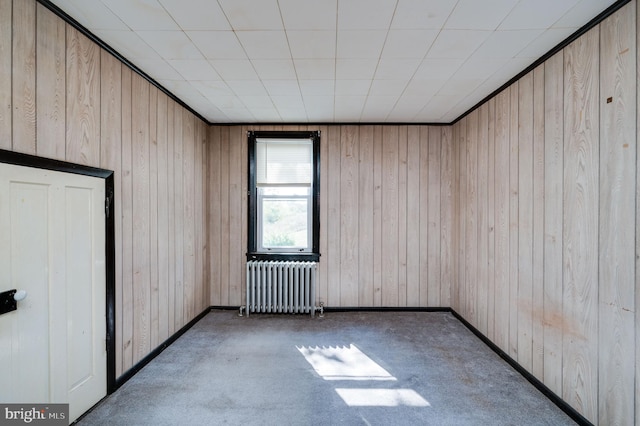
[
  {"xmin": 452, "ymin": 3, "xmax": 638, "ymax": 424},
  {"xmin": 0, "ymin": 0, "xmax": 209, "ymax": 379},
  {"xmin": 207, "ymin": 125, "xmax": 455, "ymax": 308}
]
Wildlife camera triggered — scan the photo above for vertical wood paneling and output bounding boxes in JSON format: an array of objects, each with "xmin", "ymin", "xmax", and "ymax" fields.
[
  {"xmin": 156, "ymin": 91, "xmax": 169, "ymax": 343},
  {"xmin": 166, "ymin": 100, "xmax": 176, "ymax": 334},
  {"xmin": 0, "ymin": 0, "xmax": 11, "ymax": 150},
  {"xmin": 173, "ymin": 102, "xmax": 184, "ymax": 328},
  {"xmin": 419, "ymin": 126, "xmax": 430, "ymax": 307},
  {"xmin": 599, "ymin": 4, "xmax": 636, "ymax": 424},
  {"xmin": 227, "ymin": 125, "xmax": 241, "ymax": 306},
  {"xmin": 381, "ymin": 126, "xmax": 399, "ymax": 306},
  {"xmin": 208, "ymin": 126, "xmax": 221, "ymax": 305},
  {"xmin": 120, "ymin": 66, "xmax": 133, "ymax": 373},
  {"xmin": 218, "ymin": 127, "xmax": 229, "ymax": 305},
  {"xmin": 465, "ymin": 111, "xmax": 478, "ymax": 323},
  {"xmin": 358, "ymin": 125, "xmax": 374, "ymax": 306},
  {"xmin": 486, "ymin": 99, "xmax": 496, "ymax": 341},
  {"xmin": 148, "ymin": 87, "xmax": 159, "ymax": 350},
  {"xmin": 406, "ymin": 126, "xmax": 421, "ymax": 306},
  {"xmin": 428, "ymin": 127, "xmax": 442, "ymax": 307},
  {"xmin": 398, "ymin": 127, "xmax": 408, "ymax": 306},
  {"xmin": 66, "ymin": 27, "xmax": 100, "ymax": 165},
  {"xmin": 318, "ymin": 125, "xmax": 329, "ymax": 305},
  {"xmin": 543, "ymin": 51, "xmax": 564, "ymax": 397},
  {"xmin": 440, "ymin": 126, "xmax": 453, "ymax": 307},
  {"xmin": 563, "ymin": 27, "xmax": 599, "ymax": 421},
  {"xmin": 131, "ymin": 73, "xmax": 150, "ymax": 363},
  {"xmin": 340, "ymin": 125, "xmax": 359, "ymax": 306},
  {"xmin": 373, "ymin": 126, "xmax": 383, "ymax": 306},
  {"xmin": 36, "ymin": 4, "xmax": 65, "ymax": 160},
  {"xmin": 518, "ymin": 72, "xmax": 534, "ymax": 372},
  {"xmin": 477, "ymin": 104, "xmax": 489, "ymax": 334},
  {"xmin": 532, "ymin": 65, "xmax": 546, "ymax": 379},
  {"xmin": 326, "ymin": 126, "xmax": 341, "ymax": 306},
  {"xmin": 195, "ymin": 121, "xmax": 205, "ymax": 312},
  {"xmin": 12, "ymin": 0, "xmax": 35, "ymax": 155},
  {"xmin": 182, "ymin": 111, "xmax": 195, "ymax": 319},
  {"xmin": 494, "ymin": 90, "xmax": 510, "ymax": 353},
  {"xmin": 456, "ymin": 119, "xmax": 467, "ymax": 314},
  {"xmin": 99, "ymin": 50, "xmax": 122, "ymax": 376},
  {"xmin": 509, "ymin": 82, "xmax": 519, "ymax": 359}
]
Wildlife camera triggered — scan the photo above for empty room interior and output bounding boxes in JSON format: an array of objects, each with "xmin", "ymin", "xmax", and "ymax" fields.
[{"xmin": 1, "ymin": 0, "xmax": 639, "ymax": 424}]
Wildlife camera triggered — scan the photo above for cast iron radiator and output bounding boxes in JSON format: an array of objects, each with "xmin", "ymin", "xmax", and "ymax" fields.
[{"xmin": 245, "ymin": 261, "xmax": 318, "ymax": 317}]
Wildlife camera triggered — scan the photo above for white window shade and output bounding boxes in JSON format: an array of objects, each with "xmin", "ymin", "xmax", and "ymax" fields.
[{"xmin": 256, "ymin": 139, "xmax": 313, "ymax": 185}]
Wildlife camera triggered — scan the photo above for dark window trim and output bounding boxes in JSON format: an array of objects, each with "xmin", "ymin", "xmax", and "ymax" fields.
[
  {"xmin": 247, "ymin": 131, "xmax": 320, "ymax": 262},
  {"xmin": 0, "ymin": 149, "xmax": 117, "ymax": 395}
]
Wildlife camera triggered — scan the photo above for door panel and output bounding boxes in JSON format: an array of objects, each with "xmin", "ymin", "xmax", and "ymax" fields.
[{"xmin": 0, "ymin": 163, "xmax": 106, "ymax": 423}]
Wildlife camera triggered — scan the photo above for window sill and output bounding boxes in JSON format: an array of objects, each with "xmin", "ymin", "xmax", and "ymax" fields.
[{"xmin": 247, "ymin": 252, "xmax": 320, "ymax": 262}]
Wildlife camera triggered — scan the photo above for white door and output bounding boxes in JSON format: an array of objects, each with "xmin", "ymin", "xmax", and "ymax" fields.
[{"xmin": 0, "ymin": 162, "xmax": 107, "ymax": 423}]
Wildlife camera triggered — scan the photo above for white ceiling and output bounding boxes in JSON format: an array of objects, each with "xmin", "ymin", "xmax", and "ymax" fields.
[{"xmin": 49, "ymin": 0, "xmax": 617, "ymax": 123}]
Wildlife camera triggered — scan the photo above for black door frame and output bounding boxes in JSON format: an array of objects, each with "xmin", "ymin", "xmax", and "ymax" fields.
[{"xmin": 0, "ymin": 149, "xmax": 117, "ymax": 394}]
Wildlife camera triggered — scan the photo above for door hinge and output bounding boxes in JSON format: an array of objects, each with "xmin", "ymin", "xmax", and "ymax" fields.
[{"xmin": 105, "ymin": 190, "xmax": 113, "ymax": 218}]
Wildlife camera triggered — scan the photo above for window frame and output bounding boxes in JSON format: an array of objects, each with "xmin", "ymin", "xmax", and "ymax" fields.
[{"xmin": 247, "ymin": 131, "xmax": 320, "ymax": 262}]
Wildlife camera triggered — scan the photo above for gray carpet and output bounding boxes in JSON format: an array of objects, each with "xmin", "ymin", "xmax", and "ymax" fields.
[{"xmin": 78, "ymin": 310, "xmax": 575, "ymax": 425}]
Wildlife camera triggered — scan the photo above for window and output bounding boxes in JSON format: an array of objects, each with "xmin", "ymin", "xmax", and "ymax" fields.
[{"xmin": 248, "ymin": 131, "xmax": 320, "ymax": 261}]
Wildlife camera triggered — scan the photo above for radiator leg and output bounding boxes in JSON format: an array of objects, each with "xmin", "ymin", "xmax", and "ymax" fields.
[
  {"xmin": 239, "ymin": 306, "xmax": 245, "ymax": 317},
  {"xmin": 316, "ymin": 302, "xmax": 324, "ymax": 318}
]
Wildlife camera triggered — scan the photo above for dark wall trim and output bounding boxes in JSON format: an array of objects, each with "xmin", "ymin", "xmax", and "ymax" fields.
[
  {"xmin": 451, "ymin": 0, "xmax": 631, "ymax": 125},
  {"xmin": 36, "ymin": 0, "xmax": 210, "ymax": 126},
  {"xmin": 0, "ymin": 149, "xmax": 117, "ymax": 395},
  {"xmin": 450, "ymin": 309, "xmax": 593, "ymax": 426},
  {"xmin": 113, "ymin": 307, "xmax": 211, "ymax": 389}
]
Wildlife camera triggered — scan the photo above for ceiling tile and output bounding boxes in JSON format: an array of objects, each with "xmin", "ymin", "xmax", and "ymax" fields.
[
  {"xmin": 209, "ymin": 59, "xmax": 258, "ymax": 80},
  {"xmin": 369, "ymin": 80, "xmax": 408, "ymax": 96},
  {"xmin": 335, "ymin": 80, "xmax": 372, "ymax": 96},
  {"xmin": 134, "ymin": 58, "xmax": 183, "ymax": 80},
  {"xmin": 252, "ymin": 59, "xmax": 297, "ymax": 80},
  {"xmin": 101, "ymin": 0, "xmax": 179, "ymax": 30},
  {"xmin": 299, "ymin": 80, "xmax": 335, "ymax": 96},
  {"xmin": 473, "ymin": 30, "xmax": 544, "ymax": 58},
  {"xmin": 361, "ymin": 96, "xmax": 398, "ymax": 121},
  {"xmin": 553, "ymin": 0, "xmax": 610, "ymax": 28},
  {"xmin": 187, "ymin": 31, "xmax": 247, "ymax": 59},
  {"xmin": 93, "ymin": 29, "xmax": 162, "ymax": 60},
  {"xmin": 262, "ymin": 80, "xmax": 301, "ymax": 96},
  {"xmin": 279, "ymin": 0, "xmax": 337, "ymax": 30},
  {"xmin": 444, "ymin": 0, "xmax": 519, "ymax": 30},
  {"xmin": 392, "ymin": 0, "xmax": 458, "ymax": 29},
  {"xmin": 453, "ymin": 56, "xmax": 510, "ymax": 80},
  {"xmin": 53, "ymin": 0, "xmax": 128, "ymax": 30},
  {"xmin": 237, "ymin": 95, "xmax": 273, "ymax": 108},
  {"xmin": 338, "ymin": 0, "xmax": 396, "ymax": 29},
  {"xmin": 516, "ymin": 27, "xmax": 575, "ymax": 58},
  {"xmin": 337, "ymin": 30, "xmax": 388, "ymax": 58},
  {"xmin": 293, "ymin": 59, "xmax": 335, "ymax": 80},
  {"xmin": 271, "ymin": 95, "xmax": 305, "ymax": 110},
  {"xmin": 335, "ymin": 59, "xmax": 378, "ymax": 79},
  {"xmin": 387, "ymin": 96, "xmax": 429, "ymax": 121},
  {"xmin": 138, "ymin": 31, "xmax": 203, "ymax": 59},
  {"xmin": 426, "ymin": 30, "xmax": 492, "ymax": 59},
  {"xmin": 158, "ymin": 0, "xmax": 230, "ymax": 30},
  {"xmin": 190, "ymin": 80, "xmax": 235, "ymax": 98},
  {"xmin": 287, "ymin": 31, "xmax": 336, "ymax": 59},
  {"xmin": 374, "ymin": 58, "xmax": 421, "ymax": 80},
  {"xmin": 437, "ymin": 78, "xmax": 484, "ymax": 97},
  {"xmin": 500, "ymin": 0, "xmax": 580, "ymax": 30},
  {"xmin": 334, "ymin": 96, "xmax": 366, "ymax": 121},
  {"xmin": 226, "ymin": 80, "xmax": 268, "ymax": 96},
  {"xmin": 246, "ymin": 108, "xmax": 282, "ymax": 121},
  {"xmin": 403, "ymin": 78, "xmax": 446, "ymax": 97},
  {"xmin": 381, "ymin": 30, "xmax": 439, "ymax": 58},
  {"xmin": 218, "ymin": 0, "xmax": 283, "ymax": 30},
  {"xmin": 413, "ymin": 58, "xmax": 465, "ymax": 80},
  {"xmin": 168, "ymin": 59, "xmax": 221, "ymax": 80},
  {"xmin": 236, "ymin": 31, "xmax": 291, "ymax": 59}
]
